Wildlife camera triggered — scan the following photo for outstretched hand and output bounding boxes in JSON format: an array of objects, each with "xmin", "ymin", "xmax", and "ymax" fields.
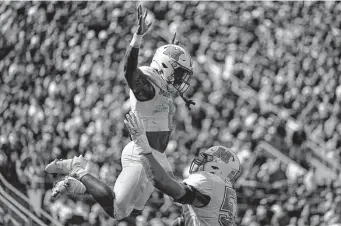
[
  {"xmin": 136, "ymin": 5, "xmax": 152, "ymax": 35},
  {"xmin": 124, "ymin": 111, "xmax": 146, "ymax": 139},
  {"xmin": 124, "ymin": 111, "xmax": 152, "ymax": 155}
]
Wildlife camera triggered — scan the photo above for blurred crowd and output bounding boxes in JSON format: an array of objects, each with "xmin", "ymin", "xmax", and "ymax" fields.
[{"xmin": 1, "ymin": 1, "xmax": 341, "ymax": 226}]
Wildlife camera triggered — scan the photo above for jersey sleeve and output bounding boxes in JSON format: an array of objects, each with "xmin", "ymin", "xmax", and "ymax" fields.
[{"xmin": 183, "ymin": 173, "xmax": 213, "ymax": 196}]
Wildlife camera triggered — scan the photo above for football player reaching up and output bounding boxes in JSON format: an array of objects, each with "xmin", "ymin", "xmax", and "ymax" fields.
[
  {"xmin": 45, "ymin": 5, "xmax": 195, "ymax": 220},
  {"xmin": 124, "ymin": 111, "xmax": 241, "ymax": 226}
]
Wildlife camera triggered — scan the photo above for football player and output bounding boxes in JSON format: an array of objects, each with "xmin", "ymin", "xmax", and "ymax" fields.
[
  {"xmin": 45, "ymin": 5, "xmax": 195, "ymax": 220},
  {"xmin": 124, "ymin": 111, "xmax": 241, "ymax": 226}
]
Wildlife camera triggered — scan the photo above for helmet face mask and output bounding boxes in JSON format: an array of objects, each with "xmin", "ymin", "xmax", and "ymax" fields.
[
  {"xmin": 189, "ymin": 152, "xmax": 213, "ymax": 174},
  {"xmin": 189, "ymin": 146, "xmax": 241, "ymax": 183},
  {"xmin": 172, "ymin": 63, "xmax": 192, "ymax": 94}
]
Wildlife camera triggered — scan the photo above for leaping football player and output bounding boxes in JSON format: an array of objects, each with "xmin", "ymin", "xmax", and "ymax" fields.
[
  {"xmin": 124, "ymin": 111, "xmax": 241, "ymax": 226},
  {"xmin": 45, "ymin": 5, "xmax": 195, "ymax": 220}
]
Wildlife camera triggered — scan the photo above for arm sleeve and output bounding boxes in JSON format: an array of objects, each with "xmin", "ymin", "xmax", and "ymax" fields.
[
  {"xmin": 140, "ymin": 153, "xmax": 187, "ymax": 200},
  {"xmin": 123, "ymin": 45, "xmax": 155, "ymax": 101},
  {"xmin": 140, "ymin": 153, "xmax": 212, "ymax": 208}
]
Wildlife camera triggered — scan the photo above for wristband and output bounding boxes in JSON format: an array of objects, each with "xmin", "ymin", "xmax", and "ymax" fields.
[{"xmin": 130, "ymin": 33, "xmax": 143, "ymax": 48}]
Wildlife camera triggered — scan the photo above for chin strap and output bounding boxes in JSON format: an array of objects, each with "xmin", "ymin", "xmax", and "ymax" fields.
[
  {"xmin": 179, "ymin": 93, "xmax": 195, "ymax": 110},
  {"xmin": 165, "ymin": 81, "xmax": 195, "ymax": 110},
  {"xmin": 166, "ymin": 81, "xmax": 195, "ymax": 110}
]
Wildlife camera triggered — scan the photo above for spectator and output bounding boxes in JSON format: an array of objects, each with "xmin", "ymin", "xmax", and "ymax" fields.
[{"xmin": 0, "ymin": 1, "xmax": 341, "ymax": 225}]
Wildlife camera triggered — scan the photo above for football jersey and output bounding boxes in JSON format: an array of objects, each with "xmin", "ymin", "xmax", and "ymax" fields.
[
  {"xmin": 182, "ymin": 171, "xmax": 237, "ymax": 226},
  {"xmin": 130, "ymin": 66, "xmax": 175, "ymax": 132},
  {"xmin": 130, "ymin": 66, "xmax": 176, "ymax": 151}
]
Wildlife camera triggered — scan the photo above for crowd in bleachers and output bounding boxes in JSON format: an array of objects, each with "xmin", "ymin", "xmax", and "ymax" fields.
[{"xmin": 1, "ymin": 1, "xmax": 341, "ymax": 225}]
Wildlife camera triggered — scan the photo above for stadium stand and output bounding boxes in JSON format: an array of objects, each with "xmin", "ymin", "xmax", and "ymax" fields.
[{"xmin": 1, "ymin": 1, "xmax": 341, "ymax": 225}]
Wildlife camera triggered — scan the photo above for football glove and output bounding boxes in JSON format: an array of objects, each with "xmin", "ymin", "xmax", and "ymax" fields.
[
  {"xmin": 136, "ymin": 5, "xmax": 152, "ymax": 36},
  {"xmin": 124, "ymin": 111, "xmax": 152, "ymax": 154}
]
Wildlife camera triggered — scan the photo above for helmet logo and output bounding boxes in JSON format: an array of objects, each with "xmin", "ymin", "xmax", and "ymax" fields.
[
  {"xmin": 163, "ymin": 45, "xmax": 185, "ymax": 61},
  {"xmin": 213, "ymin": 147, "xmax": 233, "ymax": 164}
]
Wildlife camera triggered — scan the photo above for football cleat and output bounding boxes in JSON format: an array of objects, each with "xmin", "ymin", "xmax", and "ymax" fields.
[
  {"xmin": 45, "ymin": 159, "xmax": 73, "ymax": 174},
  {"xmin": 45, "ymin": 155, "xmax": 88, "ymax": 177},
  {"xmin": 51, "ymin": 176, "xmax": 86, "ymax": 199}
]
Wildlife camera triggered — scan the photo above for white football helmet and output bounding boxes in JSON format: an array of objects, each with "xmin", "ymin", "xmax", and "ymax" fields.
[
  {"xmin": 150, "ymin": 44, "xmax": 193, "ymax": 95},
  {"xmin": 189, "ymin": 146, "xmax": 241, "ymax": 183}
]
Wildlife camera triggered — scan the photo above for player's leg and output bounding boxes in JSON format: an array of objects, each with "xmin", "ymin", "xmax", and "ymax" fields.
[
  {"xmin": 46, "ymin": 156, "xmax": 117, "ymax": 218},
  {"xmin": 112, "ymin": 141, "xmax": 154, "ymax": 219},
  {"xmin": 45, "ymin": 142, "xmax": 151, "ymax": 219},
  {"xmin": 50, "ymin": 169, "xmax": 117, "ymax": 218},
  {"xmin": 46, "ymin": 142, "xmax": 167, "ymax": 219},
  {"xmin": 80, "ymin": 174, "xmax": 115, "ymax": 217},
  {"xmin": 133, "ymin": 148, "xmax": 174, "ymax": 210},
  {"xmin": 79, "ymin": 141, "xmax": 153, "ymax": 219},
  {"xmin": 48, "ymin": 149, "xmax": 150, "ymax": 219}
]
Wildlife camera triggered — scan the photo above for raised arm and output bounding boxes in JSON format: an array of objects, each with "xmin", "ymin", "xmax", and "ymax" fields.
[
  {"xmin": 124, "ymin": 111, "xmax": 210, "ymax": 207},
  {"xmin": 140, "ymin": 152, "xmax": 210, "ymax": 207},
  {"xmin": 123, "ymin": 5, "xmax": 155, "ymax": 102}
]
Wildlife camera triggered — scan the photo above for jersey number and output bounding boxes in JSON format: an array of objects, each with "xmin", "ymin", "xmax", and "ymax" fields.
[{"xmin": 218, "ymin": 186, "xmax": 237, "ymax": 226}]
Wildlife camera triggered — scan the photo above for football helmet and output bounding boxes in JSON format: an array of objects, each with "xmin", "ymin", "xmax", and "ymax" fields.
[
  {"xmin": 150, "ymin": 44, "xmax": 193, "ymax": 95},
  {"xmin": 189, "ymin": 146, "xmax": 241, "ymax": 183}
]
